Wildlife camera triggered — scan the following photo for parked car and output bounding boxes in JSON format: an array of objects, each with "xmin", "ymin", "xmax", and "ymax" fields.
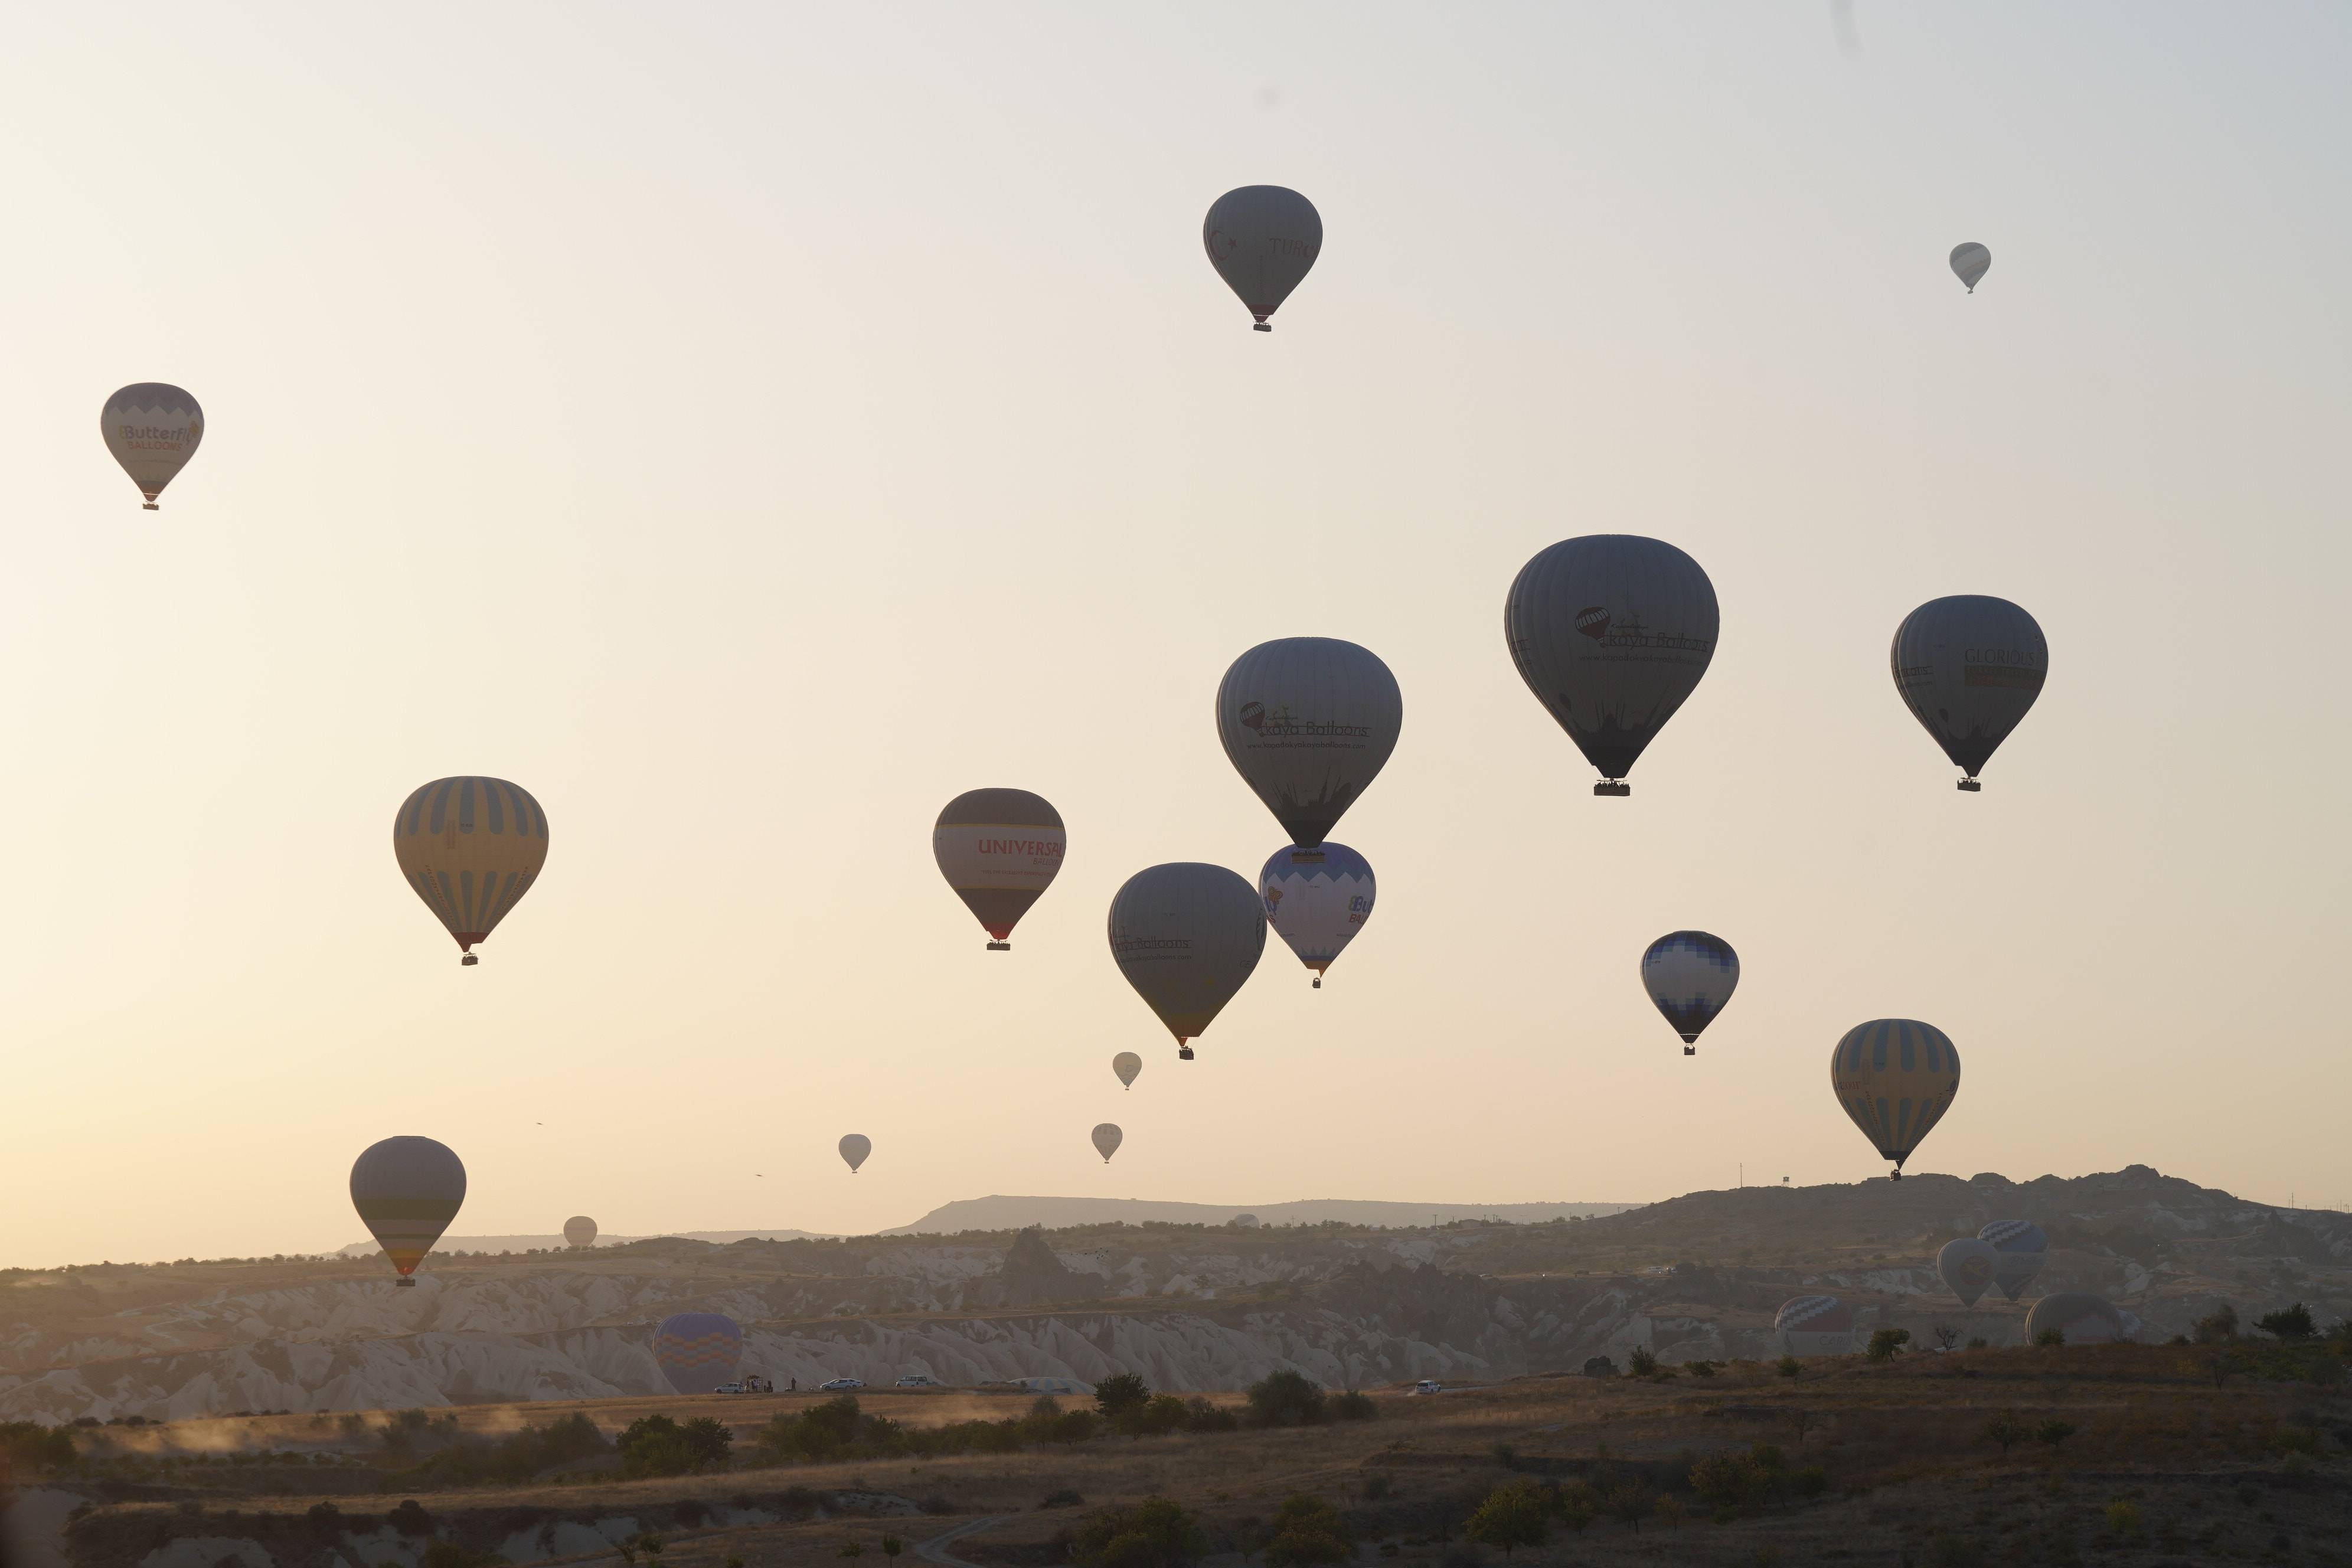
[
  {"xmin": 710, "ymin": 1382, "xmax": 744, "ymax": 1395},
  {"xmin": 1410, "ymin": 1379, "xmax": 1443, "ymax": 1396},
  {"xmin": 818, "ymin": 1377, "xmax": 864, "ymax": 1391},
  {"xmin": 893, "ymin": 1373, "xmax": 942, "ymax": 1388}
]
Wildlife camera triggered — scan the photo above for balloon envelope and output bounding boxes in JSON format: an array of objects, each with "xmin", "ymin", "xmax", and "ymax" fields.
[
  {"xmin": 1112, "ymin": 1051, "xmax": 1142, "ymax": 1089},
  {"xmin": 1775, "ymin": 1295, "xmax": 1855, "ymax": 1355},
  {"xmin": 392, "ymin": 778, "xmax": 550, "ymax": 963},
  {"xmin": 1505, "ymin": 536, "xmax": 1719, "ymax": 788},
  {"xmin": 350, "ymin": 1136, "xmax": 466, "ymax": 1282},
  {"xmin": 1092, "ymin": 1123, "xmax": 1123, "ymax": 1162},
  {"xmin": 933, "ymin": 789, "xmax": 1065, "ymax": 946},
  {"xmin": 1108, "ymin": 863, "xmax": 1266, "ymax": 1048},
  {"xmin": 1259, "ymin": 842, "xmax": 1375, "ymax": 984},
  {"xmin": 2024, "ymin": 1293, "xmax": 2128, "ymax": 1345},
  {"xmin": 1950, "ymin": 242, "xmax": 1991, "ymax": 292},
  {"xmin": 1936, "ymin": 1237, "xmax": 2000, "ymax": 1306},
  {"xmin": 1829, "ymin": 1019, "xmax": 1960, "ymax": 1174},
  {"xmin": 1203, "ymin": 185, "xmax": 1322, "ymax": 329},
  {"xmin": 652, "ymin": 1312, "xmax": 743, "ymax": 1394},
  {"xmin": 1641, "ymin": 931, "xmax": 1739, "ymax": 1049},
  {"xmin": 1217, "ymin": 639, "xmax": 1401, "ymax": 848},
  {"xmin": 839, "ymin": 1134, "xmax": 871, "ymax": 1174},
  {"xmin": 1891, "ymin": 596, "xmax": 2047, "ymax": 786},
  {"xmin": 101, "ymin": 383, "xmax": 203, "ymax": 507},
  {"xmin": 563, "ymin": 1216, "xmax": 597, "ymax": 1249},
  {"xmin": 1979, "ymin": 1219, "xmax": 2049, "ymax": 1302}
]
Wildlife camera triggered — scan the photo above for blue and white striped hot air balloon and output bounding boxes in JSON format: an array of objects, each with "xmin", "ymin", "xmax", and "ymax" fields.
[
  {"xmin": 1641, "ymin": 931, "xmax": 1739, "ymax": 1055},
  {"xmin": 1979, "ymin": 1219, "xmax": 2048, "ymax": 1302},
  {"xmin": 1259, "ymin": 842, "xmax": 1376, "ymax": 989}
]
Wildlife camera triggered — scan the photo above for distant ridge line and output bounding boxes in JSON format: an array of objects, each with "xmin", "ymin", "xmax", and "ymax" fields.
[{"xmin": 883, "ymin": 1195, "xmax": 1645, "ymax": 1234}]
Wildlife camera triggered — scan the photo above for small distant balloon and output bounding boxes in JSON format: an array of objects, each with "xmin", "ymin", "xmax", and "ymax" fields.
[
  {"xmin": 1950, "ymin": 243, "xmax": 1991, "ymax": 293},
  {"xmin": 652, "ymin": 1311, "xmax": 743, "ymax": 1394},
  {"xmin": 349, "ymin": 1136, "xmax": 466, "ymax": 1286},
  {"xmin": 1217, "ymin": 639, "xmax": 1401, "ymax": 848},
  {"xmin": 1829, "ymin": 1019, "xmax": 1960, "ymax": 1179},
  {"xmin": 563, "ymin": 1216, "xmax": 597, "ymax": 1250},
  {"xmin": 1108, "ymin": 863, "xmax": 1266, "ymax": 1058},
  {"xmin": 1112, "ymin": 1051, "xmax": 1142, "ymax": 1090},
  {"xmin": 101, "ymin": 383, "xmax": 203, "ymax": 509},
  {"xmin": 1203, "ymin": 186, "xmax": 1321, "ymax": 331},
  {"xmin": 1891, "ymin": 596, "xmax": 2047, "ymax": 791},
  {"xmin": 391, "ymin": 777, "xmax": 550, "ymax": 965},
  {"xmin": 1092, "ymin": 1122, "xmax": 1123, "ymax": 1163},
  {"xmin": 1259, "ymin": 842, "xmax": 1375, "ymax": 988},
  {"xmin": 1641, "ymin": 932, "xmax": 1739, "ymax": 1054},
  {"xmin": 933, "ymin": 789, "xmax": 1065, "ymax": 949},
  {"xmin": 839, "ymin": 1133, "xmax": 871, "ymax": 1174},
  {"xmin": 1936, "ymin": 1237, "xmax": 1999, "ymax": 1306},
  {"xmin": 1979, "ymin": 1219, "xmax": 2049, "ymax": 1302}
]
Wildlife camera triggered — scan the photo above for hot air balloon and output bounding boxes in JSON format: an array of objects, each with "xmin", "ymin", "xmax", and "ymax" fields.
[
  {"xmin": 1937, "ymin": 1237, "xmax": 2000, "ymax": 1306},
  {"xmin": 1640, "ymin": 931, "xmax": 1738, "ymax": 1054},
  {"xmin": 1108, "ymin": 863, "xmax": 1266, "ymax": 1060},
  {"xmin": 1830, "ymin": 1019, "xmax": 1961, "ymax": 1180},
  {"xmin": 1217, "ymin": 639, "xmax": 1401, "ymax": 848},
  {"xmin": 1979, "ymin": 1220, "xmax": 2048, "ymax": 1302},
  {"xmin": 1950, "ymin": 243, "xmax": 1991, "ymax": 293},
  {"xmin": 1775, "ymin": 1296, "xmax": 1856, "ymax": 1355},
  {"xmin": 349, "ymin": 1136, "xmax": 465, "ymax": 1287},
  {"xmin": 652, "ymin": 1312, "xmax": 743, "ymax": 1394},
  {"xmin": 1891, "ymin": 597, "xmax": 2047, "ymax": 791},
  {"xmin": 1092, "ymin": 1123, "xmax": 1123, "ymax": 1163},
  {"xmin": 564, "ymin": 1216, "xmax": 597, "ymax": 1249},
  {"xmin": 1505, "ymin": 537, "xmax": 1719, "ymax": 795},
  {"xmin": 1203, "ymin": 186, "xmax": 1321, "ymax": 331},
  {"xmin": 933, "ymin": 789, "xmax": 1065, "ymax": 949},
  {"xmin": 100, "ymin": 383, "xmax": 203, "ymax": 509},
  {"xmin": 1259, "ymin": 842, "xmax": 1375, "ymax": 988},
  {"xmin": 1112, "ymin": 1051, "xmax": 1142, "ymax": 1090},
  {"xmin": 2023, "ymin": 1293, "xmax": 2128, "ymax": 1345},
  {"xmin": 839, "ymin": 1134, "xmax": 871, "ymax": 1174},
  {"xmin": 392, "ymin": 778, "xmax": 550, "ymax": 965}
]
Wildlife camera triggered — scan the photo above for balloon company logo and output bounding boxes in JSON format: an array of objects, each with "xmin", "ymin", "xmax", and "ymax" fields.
[
  {"xmin": 1570, "ymin": 611, "xmax": 1713, "ymax": 657},
  {"xmin": 974, "ymin": 837, "xmax": 1063, "ymax": 857},
  {"xmin": 1576, "ymin": 606, "xmax": 1612, "ymax": 641},
  {"xmin": 1235, "ymin": 702, "xmax": 1372, "ymax": 741},
  {"xmin": 117, "ymin": 423, "xmax": 192, "ymax": 449},
  {"xmin": 1262, "ymin": 888, "xmax": 1285, "ymax": 914},
  {"xmin": 1113, "ymin": 935, "xmax": 1194, "ymax": 955}
]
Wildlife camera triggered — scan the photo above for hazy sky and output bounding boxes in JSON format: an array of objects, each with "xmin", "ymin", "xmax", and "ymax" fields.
[{"xmin": 4, "ymin": 4, "xmax": 2348, "ymax": 1269}]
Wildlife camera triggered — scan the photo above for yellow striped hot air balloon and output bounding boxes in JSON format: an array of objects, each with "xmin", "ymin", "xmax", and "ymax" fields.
[
  {"xmin": 1829, "ymin": 1018, "xmax": 1960, "ymax": 1180},
  {"xmin": 392, "ymin": 777, "xmax": 549, "ymax": 965}
]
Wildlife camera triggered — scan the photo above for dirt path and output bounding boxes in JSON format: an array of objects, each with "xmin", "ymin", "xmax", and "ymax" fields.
[{"xmin": 913, "ymin": 1516, "xmax": 1008, "ymax": 1568}]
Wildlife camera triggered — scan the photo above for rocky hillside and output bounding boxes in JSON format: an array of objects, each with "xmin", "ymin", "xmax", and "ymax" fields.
[{"xmin": 2, "ymin": 1168, "xmax": 2342, "ymax": 1425}]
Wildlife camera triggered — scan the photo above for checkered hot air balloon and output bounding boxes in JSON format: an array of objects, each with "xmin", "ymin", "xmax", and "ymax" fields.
[
  {"xmin": 1259, "ymin": 842, "xmax": 1376, "ymax": 989},
  {"xmin": 1979, "ymin": 1219, "xmax": 2049, "ymax": 1302},
  {"xmin": 1774, "ymin": 1296, "xmax": 1856, "ymax": 1356},
  {"xmin": 652, "ymin": 1312, "xmax": 743, "ymax": 1395},
  {"xmin": 1640, "ymin": 931, "xmax": 1739, "ymax": 1054},
  {"xmin": 1829, "ymin": 1019, "xmax": 1960, "ymax": 1180}
]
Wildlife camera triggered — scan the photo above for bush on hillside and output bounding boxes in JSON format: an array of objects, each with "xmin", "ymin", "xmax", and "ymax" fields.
[
  {"xmin": 2258, "ymin": 1304, "xmax": 2316, "ymax": 1341},
  {"xmin": 2193, "ymin": 1304, "xmax": 2239, "ymax": 1344},
  {"xmin": 1866, "ymin": 1328, "xmax": 1912, "ymax": 1364},
  {"xmin": 618, "ymin": 1415, "xmax": 732, "ymax": 1478},
  {"xmin": 1329, "ymin": 1391, "xmax": 1377, "ymax": 1422},
  {"xmin": 1069, "ymin": 1496, "xmax": 1206, "ymax": 1568},
  {"xmin": 1461, "ymin": 1481, "xmax": 1547, "ymax": 1556},
  {"xmin": 405, "ymin": 1412, "xmax": 611, "ymax": 1485},
  {"xmin": 1262, "ymin": 1494, "xmax": 1353, "ymax": 1567},
  {"xmin": 1182, "ymin": 1398, "xmax": 1237, "ymax": 1433},
  {"xmin": 0, "ymin": 1422, "xmax": 76, "ymax": 1474},
  {"xmin": 1136, "ymin": 1395, "xmax": 1190, "ymax": 1435},
  {"xmin": 1246, "ymin": 1370, "xmax": 1327, "ymax": 1427},
  {"xmin": 1095, "ymin": 1374, "xmax": 1151, "ymax": 1423}
]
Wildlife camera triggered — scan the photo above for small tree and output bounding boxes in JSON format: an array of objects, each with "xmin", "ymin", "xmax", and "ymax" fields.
[
  {"xmin": 1096, "ymin": 1374, "xmax": 1152, "ymax": 1423},
  {"xmin": 2033, "ymin": 1328, "xmax": 2066, "ymax": 1348},
  {"xmin": 1263, "ymin": 1494, "xmax": 1353, "ymax": 1567},
  {"xmin": 1070, "ymin": 1495, "xmax": 1207, "ymax": 1568},
  {"xmin": 1789, "ymin": 1409, "xmax": 1818, "ymax": 1447},
  {"xmin": 2193, "ymin": 1304, "xmax": 2239, "ymax": 1344},
  {"xmin": 881, "ymin": 1536, "xmax": 903, "ymax": 1559},
  {"xmin": 2033, "ymin": 1419, "xmax": 2077, "ymax": 1455},
  {"xmin": 1462, "ymin": 1481, "xmax": 1547, "ymax": 1556},
  {"xmin": 1775, "ymin": 1356, "xmax": 1801, "ymax": 1379},
  {"xmin": 1246, "ymin": 1370, "xmax": 1328, "ymax": 1427},
  {"xmin": 1978, "ymin": 1411, "xmax": 2030, "ymax": 1458},
  {"xmin": 1931, "ymin": 1325, "xmax": 1961, "ymax": 1352},
  {"xmin": 1603, "ymin": 1479, "xmax": 1653, "ymax": 1534},
  {"xmin": 2256, "ymin": 1304, "xmax": 2315, "ymax": 1341},
  {"xmin": 1626, "ymin": 1345, "xmax": 1658, "ymax": 1377},
  {"xmin": 1866, "ymin": 1328, "xmax": 1911, "ymax": 1364}
]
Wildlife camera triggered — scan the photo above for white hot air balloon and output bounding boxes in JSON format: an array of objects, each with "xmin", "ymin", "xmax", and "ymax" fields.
[
  {"xmin": 1203, "ymin": 187, "xmax": 1322, "ymax": 331},
  {"xmin": 1092, "ymin": 1123, "xmax": 1123, "ymax": 1163},
  {"xmin": 1112, "ymin": 1051, "xmax": 1142, "ymax": 1090},
  {"xmin": 1950, "ymin": 243, "xmax": 1991, "ymax": 294},
  {"xmin": 839, "ymin": 1133, "xmax": 871, "ymax": 1174}
]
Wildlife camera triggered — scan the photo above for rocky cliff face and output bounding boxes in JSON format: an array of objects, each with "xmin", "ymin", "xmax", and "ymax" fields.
[{"xmin": 2, "ymin": 1169, "xmax": 2342, "ymax": 1424}]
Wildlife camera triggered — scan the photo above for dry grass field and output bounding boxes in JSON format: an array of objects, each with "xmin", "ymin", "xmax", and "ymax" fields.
[{"xmin": 19, "ymin": 1342, "xmax": 2351, "ymax": 1568}]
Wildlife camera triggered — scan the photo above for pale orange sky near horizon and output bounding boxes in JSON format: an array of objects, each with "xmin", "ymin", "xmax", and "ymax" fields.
[{"xmin": 3, "ymin": 4, "xmax": 2348, "ymax": 1271}]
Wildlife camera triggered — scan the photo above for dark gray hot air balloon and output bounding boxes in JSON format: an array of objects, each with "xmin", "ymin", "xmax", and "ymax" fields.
[
  {"xmin": 1112, "ymin": 1051, "xmax": 1142, "ymax": 1089},
  {"xmin": 1108, "ymin": 863, "xmax": 1266, "ymax": 1060},
  {"xmin": 1505, "ymin": 536, "xmax": 1719, "ymax": 794},
  {"xmin": 101, "ymin": 383, "xmax": 204, "ymax": 509},
  {"xmin": 1204, "ymin": 186, "xmax": 1322, "ymax": 331},
  {"xmin": 933, "ymin": 789, "xmax": 1065, "ymax": 949},
  {"xmin": 1092, "ymin": 1122, "xmax": 1123, "ymax": 1163},
  {"xmin": 839, "ymin": 1134, "xmax": 871, "ymax": 1174},
  {"xmin": 1937, "ymin": 1237, "xmax": 2000, "ymax": 1306},
  {"xmin": 1950, "ymin": 243, "xmax": 1991, "ymax": 293},
  {"xmin": 1217, "ymin": 639, "xmax": 1401, "ymax": 848},
  {"xmin": 1890, "ymin": 596, "xmax": 2047, "ymax": 791},
  {"xmin": 349, "ymin": 1136, "xmax": 466, "ymax": 1287},
  {"xmin": 564, "ymin": 1216, "xmax": 597, "ymax": 1249}
]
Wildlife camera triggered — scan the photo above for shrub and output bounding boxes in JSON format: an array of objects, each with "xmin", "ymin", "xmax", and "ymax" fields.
[
  {"xmin": 2033, "ymin": 1419, "xmax": 2077, "ymax": 1453},
  {"xmin": 1978, "ymin": 1411, "xmax": 2031, "ymax": 1458},
  {"xmin": 1330, "ymin": 1391, "xmax": 1377, "ymax": 1422},
  {"xmin": 1137, "ymin": 1395, "xmax": 1190, "ymax": 1435},
  {"xmin": 0, "ymin": 1422, "xmax": 77, "ymax": 1472},
  {"xmin": 1866, "ymin": 1328, "xmax": 1911, "ymax": 1364},
  {"xmin": 1040, "ymin": 1490, "xmax": 1084, "ymax": 1510},
  {"xmin": 618, "ymin": 1415, "xmax": 731, "ymax": 1478},
  {"xmin": 1775, "ymin": 1357, "xmax": 1801, "ymax": 1379},
  {"xmin": 1626, "ymin": 1346, "xmax": 1658, "ymax": 1377},
  {"xmin": 1550, "ymin": 1482, "xmax": 1596, "ymax": 1533},
  {"xmin": 1049, "ymin": 1409, "xmax": 1101, "ymax": 1445},
  {"xmin": 1602, "ymin": 1478, "xmax": 1654, "ymax": 1533},
  {"xmin": 1461, "ymin": 1481, "xmax": 1548, "ymax": 1556},
  {"xmin": 1070, "ymin": 1496, "xmax": 1207, "ymax": 1568},
  {"xmin": 1246, "ymin": 1370, "xmax": 1327, "ymax": 1427},
  {"xmin": 2034, "ymin": 1329, "xmax": 2066, "ymax": 1348},
  {"xmin": 1688, "ymin": 1446, "xmax": 1782, "ymax": 1509},
  {"xmin": 2103, "ymin": 1500, "xmax": 2142, "ymax": 1540},
  {"xmin": 1965, "ymin": 1337, "xmax": 1989, "ymax": 1350},
  {"xmin": 1096, "ymin": 1374, "xmax": 1152, "ymax": 1423},
  {"xmin": 1183, "ymin": 1397, "xmax": 1237, "ymax": 1433},
  {"xmin": 387, "ymin": 1501, "xmax": 435, "ymax": 1538},
  {"xmin": 2257, "ymin": 1304, "xmax": 2315, "ymax": 1341},
  {"xmin": 881, "ymin": 1536, "xmax": 903, "ymax": 1559},
  {"xmin": 1792, "ymin": 1466, "xmax": 1827, "ymax": 1499},
  {"xmin": 1687, "ymin": 1360, "xmax": 1719, "ymax": 1377},
  {"xmin": 1263, "ymin": 1494, "xmax": 1354, "ymax": 1567},
  {"xmin": 2193, "ymin": 1304, "xmax": 2239, "ymax": 1343}
]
